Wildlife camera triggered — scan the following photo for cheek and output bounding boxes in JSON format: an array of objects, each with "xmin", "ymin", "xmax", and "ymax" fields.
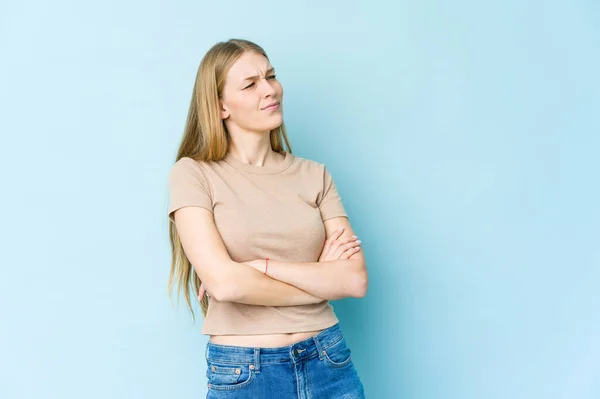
[{"xmin": 227, "ymin": 97, "xmax": 255, "ymax": 118}]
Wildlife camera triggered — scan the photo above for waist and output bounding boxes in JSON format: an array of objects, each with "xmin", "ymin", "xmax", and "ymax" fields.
[
  {"xmin": 201, "ymin": 301, "xmax": 338, "ymax": 336},
  {"xmin": 206, "ymin": 323, "xmax": 343, "ymax": 364},
  {"xmin": 209, "ymin": 329, "xmax": 324, "ymax": 347}
]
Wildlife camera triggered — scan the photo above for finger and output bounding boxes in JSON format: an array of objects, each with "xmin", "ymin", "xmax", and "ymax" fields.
[
  {"xmin": 331, "ymin": 236, "xmax": 360, "ymax": 259},
  {"xmin": 328, "ymin": 227, "xmax": 345, "ymax": 238},
  {"xmin": 345, "ymin": 239, "xmax": 361, "ymax": 248},
  {"xmin": 324, "ymin": 228, "xmax": 345, "ymax": 249},
  {"xmin": 340, "ymin": 246, "xmax": 361, "ymax": 259},
  {"xmin": 328, "ymin": 238, "xmax": 344, "ymax": 258},
  {"xmin": 334, "ymin": 240, "xmax": 361, "ymax": 258},
  {"xmin": 326, "ymin": 227, "xmax": 345, "ymax": 243},
  {"xmin": 341, "ymin": 246, "xmax": 361, "ymax": 259},
  {"xmin": 320, "ymin": 228, "xmax": 346, "ymax": 261},
  {"xmin": 339, "ymin": 235, "xmax": 358, "ymax": 244}
]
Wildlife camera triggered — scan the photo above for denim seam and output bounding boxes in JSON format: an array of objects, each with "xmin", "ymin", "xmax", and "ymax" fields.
[
  {"xmin": 294, "ymin": 362, "xmax": 301, "ymax": 399},
  {"xmin": 321, "ymin": 335, "xmax": 344, "ymax": 352},
  {"xmin": 208, "ymin": 367, "xmax": 255, "ymax": 391},
  {"xmin": 208, "ymin": 358, "xmax": 291, "ymax": 366},
  {"xmin": 323, "ymin": 353, "xmax": 352, "ymax": 368},
  {"xmin": 306, "ymin": 359, "xmax": 313, "ymax": 399}
]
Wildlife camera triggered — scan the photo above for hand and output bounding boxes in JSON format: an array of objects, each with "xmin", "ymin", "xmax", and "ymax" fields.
[
  {"xmin": 198, "ymin": 283, "xmax": 212, "ymax": 302},
  {"xmin": 318, "ymin": 227, "xmax": 361, "ymax": 262}
]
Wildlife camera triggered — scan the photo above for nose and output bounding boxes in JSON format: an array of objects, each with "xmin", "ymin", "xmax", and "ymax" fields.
[{"xmin": 257, "ymin": 77, "xmax": 276, "ymax": 97}]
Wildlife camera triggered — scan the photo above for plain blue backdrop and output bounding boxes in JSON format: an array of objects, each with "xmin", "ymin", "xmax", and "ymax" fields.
[{"xmin": 1, "ymin": 1, "xmax": 599, "ymax": 398}]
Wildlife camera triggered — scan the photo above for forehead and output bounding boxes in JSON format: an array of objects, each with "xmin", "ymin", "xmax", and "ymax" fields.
[{"xmin": 226, "ymin": 52, "xmax": 272, "ymax": 82}]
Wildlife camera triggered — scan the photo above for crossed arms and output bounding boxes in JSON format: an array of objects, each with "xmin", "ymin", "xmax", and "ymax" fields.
[{"xmin": 172, "ymin": 206, "xmax": 368, "ymax": 307}]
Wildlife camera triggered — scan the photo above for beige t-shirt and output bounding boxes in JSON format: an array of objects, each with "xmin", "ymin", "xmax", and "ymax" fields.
[{"xmin": 167, "ymin": 150, "xmax": 348, "ymax": 335}]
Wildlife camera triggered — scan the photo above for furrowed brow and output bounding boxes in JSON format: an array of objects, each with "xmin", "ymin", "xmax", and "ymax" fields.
[{"xmin": 242, "ymin": 67, "xmax": 275, "ymax": 81}]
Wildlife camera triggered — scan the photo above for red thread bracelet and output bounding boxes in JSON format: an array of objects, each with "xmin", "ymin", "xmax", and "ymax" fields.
[{"xmin": 264, "ymin": 258, "xmax": 269, "ymax": 275}]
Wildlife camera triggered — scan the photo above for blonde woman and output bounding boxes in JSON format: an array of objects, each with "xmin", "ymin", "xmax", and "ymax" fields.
[{"xmin": 167, "ymin": 38, "xmax": 368, "ymax": 399}]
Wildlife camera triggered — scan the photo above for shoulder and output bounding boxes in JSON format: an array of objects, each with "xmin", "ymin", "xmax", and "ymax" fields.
[
  {"xmin": 288, "ymin": 153, "xmax": 327, "ymax": 175},
  {"xmin": 168, "ymin": 157, "xmax": 213, "ymax": 185},
  {"xmin": 170, "ymin": 156, "xmax": 216, "ymax": 173},
  {"xmin": 172, "ymin": 156, "xmax": 203, "ymax": 169}
]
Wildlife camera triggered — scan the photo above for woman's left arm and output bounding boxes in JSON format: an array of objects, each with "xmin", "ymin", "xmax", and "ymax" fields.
[{"xmin": 247, "ymin": 217, "xmax": 368, "ymax": 300}]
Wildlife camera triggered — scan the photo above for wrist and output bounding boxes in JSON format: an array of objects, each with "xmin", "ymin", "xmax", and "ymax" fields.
[{"xmin": 243, "ymin": 260, "xmax": 262, "ymax": 272}]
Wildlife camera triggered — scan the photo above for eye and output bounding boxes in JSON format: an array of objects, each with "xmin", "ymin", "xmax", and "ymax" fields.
[
  {"xmin": 243, "ymin": 82, "xmax": 255, "ymax": 90},
  {"xmin": 267, "ymin": 74, "xmax": 277, "ymax": 80}
]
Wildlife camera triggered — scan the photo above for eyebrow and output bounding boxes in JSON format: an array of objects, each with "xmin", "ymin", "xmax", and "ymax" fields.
[{"xmin": 241, "ymin": 67, "xmax": 275, "ymax": 82}]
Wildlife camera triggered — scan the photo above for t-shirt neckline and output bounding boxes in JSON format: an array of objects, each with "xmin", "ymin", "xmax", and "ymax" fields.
[{"xmin": 223, "ymin": 150, "xmax": 293, "ymax": 175}]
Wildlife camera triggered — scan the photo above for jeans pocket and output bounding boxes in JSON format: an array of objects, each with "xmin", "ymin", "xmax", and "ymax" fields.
[
  {"xmin": 206, "ymin": 362, "xmax": 255, "ymax": 391},
  {"xmin": 322, "ymin": 337, "xmax": 353, "ymax": 368}
]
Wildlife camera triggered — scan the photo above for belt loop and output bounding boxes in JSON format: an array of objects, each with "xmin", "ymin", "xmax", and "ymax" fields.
[
  {"xmin": 253, "ymin": 347, "xmax": 261, "ymax": 373},
  {"xmin": 312, "ymin": 335, "xmax": 325, "ymax": 360},
  {"xmin": 204, "ymin": 342, "xmax": 209, "ymax": 363}
]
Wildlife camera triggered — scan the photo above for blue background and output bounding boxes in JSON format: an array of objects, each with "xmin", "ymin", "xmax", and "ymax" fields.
[{"xmin": 1, "ymin": 1, "xmax": 598, "ymax": 398}]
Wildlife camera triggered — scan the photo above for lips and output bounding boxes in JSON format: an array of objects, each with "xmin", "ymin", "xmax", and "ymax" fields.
[{"xmin": 262, "ymin": 101, "xmax": 280, "ymax": 110}]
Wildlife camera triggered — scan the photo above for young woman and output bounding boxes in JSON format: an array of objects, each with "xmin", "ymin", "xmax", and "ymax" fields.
[{"xmin": 167, "ymin": 38, "xmax": 368, "ymax": 398}]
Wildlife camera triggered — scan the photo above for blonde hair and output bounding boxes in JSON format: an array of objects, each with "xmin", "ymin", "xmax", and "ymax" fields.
[{"xmin": 168, "ymin": 39, "xmax": 292, "ymax": 321}]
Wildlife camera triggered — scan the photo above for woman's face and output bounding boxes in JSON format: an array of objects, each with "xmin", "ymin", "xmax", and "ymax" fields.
[{"xmin": 219, "ymin": 51, "xmax": 283, "ymax": 135}]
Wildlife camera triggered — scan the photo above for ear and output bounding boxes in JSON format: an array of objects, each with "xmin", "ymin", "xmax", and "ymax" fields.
[{"xmin": 219, "ymin": 100, "xmax": 230, "ymax": 120}]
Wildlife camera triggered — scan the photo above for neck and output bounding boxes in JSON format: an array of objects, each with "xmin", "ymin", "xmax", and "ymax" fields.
[{"xmin": 227, "ymin": 130, "xmax": 279, "ymax": 167}]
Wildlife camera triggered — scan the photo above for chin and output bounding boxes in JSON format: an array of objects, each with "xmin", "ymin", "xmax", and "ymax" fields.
[{"xmin": 263, "ymin": 117, "xmax": 284, "ymax": 132}]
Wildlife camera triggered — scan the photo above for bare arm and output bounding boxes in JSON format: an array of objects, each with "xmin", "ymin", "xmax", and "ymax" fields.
[
  {"xmin": 246, "ymin": 217, "xmax": 369, "ymax": 300},
  {"xmin": 173, "ymin": 206, "xmax": 324, "ymax": 306},
  {"xmin": 251, "ymin": 258, "xmax": 367, "ymax": 301}
]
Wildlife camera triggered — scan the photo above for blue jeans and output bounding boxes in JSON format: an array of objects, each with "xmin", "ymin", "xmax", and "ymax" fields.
[{"xmin": 205, "ymin": 323, "xmax": 366, "ymax": 398}]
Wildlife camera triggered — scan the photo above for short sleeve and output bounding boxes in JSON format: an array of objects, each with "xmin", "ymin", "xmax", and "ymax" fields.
[
  {"xmin": 317, "ymin": 166, "xmax": 348, "ymax": 221},
  {"xmin": 167, "ymin": 158, "xmax": 213, "ymax": 223}
]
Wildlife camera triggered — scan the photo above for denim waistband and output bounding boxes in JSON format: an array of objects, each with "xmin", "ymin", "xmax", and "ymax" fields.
[{"xmin": 205, "ymin": 323, "xmax": 344, "ymax": 369}]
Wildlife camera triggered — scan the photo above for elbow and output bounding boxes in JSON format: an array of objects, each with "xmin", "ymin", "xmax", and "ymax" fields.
[
  {"xmin": 348, "ymin": 264, "xmax": 368, "ymax": 298},
  {"xmin": 207, "ymin": 273, "xmax": 239, "ymax": 302},
  {"xmin": 210, "ymin": 285, "xmax": 231, "ymax": 302},
  {"xmin": 211, "ymin": 280, "xmax": 242, "ymax": 302},
  {"xmin": 351, "ymin": 272, "xmax": 368, "ymax": 298},
  {"xmin": 201, "ymin": 260, "xmax": 246, "ymax": 302}
]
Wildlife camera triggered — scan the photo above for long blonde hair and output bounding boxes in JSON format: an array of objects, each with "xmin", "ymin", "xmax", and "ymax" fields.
[{"xmin": 168, "ymin": 39, "xmax": 292, "ymax": 321}]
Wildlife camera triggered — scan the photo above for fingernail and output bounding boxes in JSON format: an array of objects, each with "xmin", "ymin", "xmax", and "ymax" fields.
[
  {"xmin": 356, "ymin": 240, "xmax": 361, "ymax": 244},
  {"xmin": 337, "ymin": 227, "xmax": 344, "ymax": 231},
  {"xmin": 351, "ymin": 235, "xmax": 357, "ymax": 239}
]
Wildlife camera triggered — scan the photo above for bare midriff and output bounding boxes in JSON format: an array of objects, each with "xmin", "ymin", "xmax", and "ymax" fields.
[{"xmin": 209, "ymin": 329, "xmax": 324, "ymax": 348}]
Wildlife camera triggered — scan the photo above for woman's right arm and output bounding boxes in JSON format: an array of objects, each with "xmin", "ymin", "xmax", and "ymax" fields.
[{"xmin": 173, "ymin": 206, "xmax": 324, "ymax": 306}]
